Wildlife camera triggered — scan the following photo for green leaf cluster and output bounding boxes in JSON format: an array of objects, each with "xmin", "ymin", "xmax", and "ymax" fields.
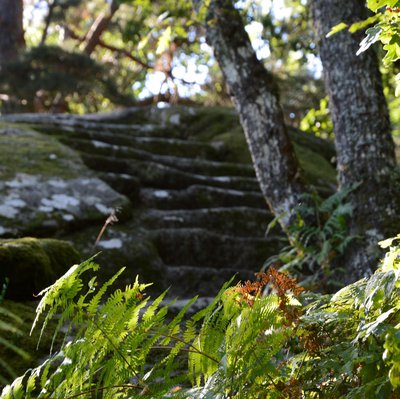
[
  {"xmin": 300, "ymin": 96, "xmax": 333, "ymax": 139},
  {"xmin": 328, "ymin": 0, "xmax": 400, "ymax": 96}
]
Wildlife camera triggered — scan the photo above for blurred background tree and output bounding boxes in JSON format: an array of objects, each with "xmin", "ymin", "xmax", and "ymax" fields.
[{"xmin": 0, "ymin": 0, "xmax": 326, "ymax": 120}]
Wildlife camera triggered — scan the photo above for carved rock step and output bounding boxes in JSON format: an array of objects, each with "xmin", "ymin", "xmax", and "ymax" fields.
[
  {"xmin": 2, "ymin": 114, "xmax": 178, "ymax": 137},
  {"xmin": 97, "ymin": 172, "xmax": 141, "ymax": 202},
  {"xmin": 149, "ymin": 228, "xmax": 286, "ymax": 269},
  {"xmin": 81, "ymin": 154, "xmax": 260, "ymax": 192},
  {"xmin": 140, "ymin": 186, "xmax": 266, "ymax": 210},
  {"xmin": 142, "ymin": 207, "xmax": 272, "ymax": 237},
  {"xmin": 43, "ymin": 127, "xmax": 224, "ymax": 160},
  {"xmin": 60, "ymin": 137, "xmax": 255, "ymax": 178},
  {"xmin": 44, "ymin": 123, "xmax": 185, "ymax": 139},
  {"xmin": 164, "ymin": 265, "xmax": 255, "ymax": 298}
]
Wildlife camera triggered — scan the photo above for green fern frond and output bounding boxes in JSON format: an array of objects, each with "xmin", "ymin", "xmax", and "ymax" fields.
[
  {"xmin": 86, "ymin": 267, "xmax": 126, "ymax": 317},
  {"xmin": 31, "ymin": 257, "xmax": 99, "ymax": 346}
]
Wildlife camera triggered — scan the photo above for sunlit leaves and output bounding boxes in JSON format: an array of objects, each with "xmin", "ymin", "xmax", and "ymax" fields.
[
  {"xmin": 384, "ymin": 329, "xmax": 400, "ymax": 389},
  {"xmin": 367, "ymin": 0, "xmax": 399, "ymax": 12},
  {"xmin": 356, "ymin": 25, "xmax": 383, "ymax": 55},
  {"xmin": 383, "ymin": 35, "xmax": 400, "ymax": 64},
  {"xmin": 327, "ymin": 1, "xmax": 400, "ymax": 96},
  {"xmin": 354, "ymin": 1, "xmax": 400, "ymax": 95}
]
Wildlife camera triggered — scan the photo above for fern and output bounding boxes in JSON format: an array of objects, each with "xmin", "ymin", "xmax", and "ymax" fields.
[
  {"xmin": 265, "ymin": 183, "xmax": 360, "ymax": 290},
  {"xmin": 4, "ymin": 236, "xmax": 400, "ymax": 398}
]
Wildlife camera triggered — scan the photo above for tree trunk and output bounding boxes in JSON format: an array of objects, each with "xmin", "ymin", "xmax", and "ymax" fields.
[
  {"xmin": 312, "ymin": 0, "xmax": 400, "ymax": 281},
  {"xmin": 83, "ymin": 0, "xmax": 119, "ymax": 55},
  {"xmin": 201, "ymin": 0, "xmax": 310, "ymax": 231},
  {"xmin": 0, "ymin": 0, "xmax": 25, "ymax": 63}
]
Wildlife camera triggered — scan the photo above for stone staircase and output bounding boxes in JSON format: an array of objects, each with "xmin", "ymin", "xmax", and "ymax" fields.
[{"xmin": 2, "ymin": 106, "xmax": 336, "ymax": 298}]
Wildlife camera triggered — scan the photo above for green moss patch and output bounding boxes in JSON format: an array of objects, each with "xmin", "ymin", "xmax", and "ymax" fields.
[
  {"xmin": 180, "ymin": 106, "xmax": 240, "ymax": 140},
  {"xmin": 0, "ymin": 237, "xmax": 80, "ymax": 300},
  {"xmin": 0, "ymin": 126, "xmax": 85, "ymax": 181},
  {"xmin": 293, "ymin": 142, "xmax": 337, "ymax": 190}
]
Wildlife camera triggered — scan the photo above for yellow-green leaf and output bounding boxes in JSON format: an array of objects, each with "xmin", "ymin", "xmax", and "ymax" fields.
[
  {"xmin": 326, "ymin": 22, "xmax": 348, "ymax": 38},
  {"xmin": 367, "ymin": 0, "xmax": 397, "ymax": 12},
  {"xmin": 156, "ymin": 26, "xmax": 172, "ymax": 55}
]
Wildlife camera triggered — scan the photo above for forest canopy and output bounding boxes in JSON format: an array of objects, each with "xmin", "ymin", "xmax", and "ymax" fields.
[
  {"xmin": 2, "ymin": 1, "xmax": 400, "ymax": 135},
  {"xmin": 0, "ymin": 1, "xmax": 326, "ymax": 124}
]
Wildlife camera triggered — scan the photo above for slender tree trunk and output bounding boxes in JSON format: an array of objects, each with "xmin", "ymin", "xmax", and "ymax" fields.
[
  {"xmin": 312, "ymin": 0, "xmax": 400, "ymax": 281},
  {"xmin": 83, "ymin": 0, "xmax": 119, "ymax": 55},
  {"xmin": 200, "ymin": 0, "xmax": 310, "ymax": 231},
  {"xmin": 40, "ymin": 0, "xmax": 57, "ymax": 46},
  {"xmin": 0, "ymin": 0, "xmax": 25, "ymax": 63}
]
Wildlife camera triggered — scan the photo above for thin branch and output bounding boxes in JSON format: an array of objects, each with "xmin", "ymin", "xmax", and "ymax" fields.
[
  {"xmin": 97, "ymin": 39, "xmax": 153, "ymax": 69},
  {"xmin": 61, "ymin": 25, "xmax": 152, "ymax": 70},
  {"xmin": 151, "ymin": 344, "xmax": 220, "ymax": 359},
  {"xmin": 158, "ymin": 332, "xmax": 220, "ymax": 364},
  {"xmin": 83, "ymin": 0, "xmax": 120, "ymax": 55},
  {"xmin": 40, "ymin": 0, "xmax": 57, "ymax": 46}
]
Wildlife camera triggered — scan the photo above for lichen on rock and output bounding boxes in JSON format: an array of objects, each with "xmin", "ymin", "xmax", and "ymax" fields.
[{"xmin": 0, "ymin": 126, "xmax": 131, "ymax": 237}]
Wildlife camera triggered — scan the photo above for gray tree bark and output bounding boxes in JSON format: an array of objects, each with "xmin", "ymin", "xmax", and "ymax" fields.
[
  {"xmin": 0, "ymin": 0, "xmax": 25, "ymax": 64},
  {"xmin": 312, "ymin": 0, "xmax": 400, "ymax": 282},
  {"xmin": 201, "ymin": 0, "xmax": 310, "ymax": 232}
]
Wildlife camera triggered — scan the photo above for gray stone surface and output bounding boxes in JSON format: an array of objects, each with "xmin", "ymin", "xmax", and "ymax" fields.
[{"xmin": 0, "ymin": 106, "xmax": 337, "ymax": 299}]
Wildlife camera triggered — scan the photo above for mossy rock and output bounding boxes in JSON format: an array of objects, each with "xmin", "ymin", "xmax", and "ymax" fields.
[
  {"xmin": 0, "ymin": 126, "xmax": 83, "ymax": 181},
  {"xmin": 208, "ymin": 127, "xmax": 252, "ymax": 163},
  {"xmin": 0, "ymin": 237, "xmax": 80, "ymax": 300},
  {"xmin": 65, "ymin": 221, "xmax": 165, "ymax": 293},
  {"xmin": 141, "ymin": 185, "xmax": 266, "ymax": 210},
  {"xmin": 94, "ymin": 236, "xmax": 164, "ymax": 291},
  {"xmin": 176, "ymin": 107, "xmax": 337, "ymax": 185},
  {"xmin": 143, "ymin": 207, "xmax": 271, "ymax": 236},
  {"xmin": 0, "ymin": 125, "xmax": 132, "ymax": 237},
  {"xmin": 292, "ymin": 142, "xmax": 337, "ymax": 193},
  {"xmin": 150, "ymin": 228, "xmax": 285, "ymax": 270},
  {"xmin": 174, "ymin": 106, "xmax": 238, "ymax": 139}
]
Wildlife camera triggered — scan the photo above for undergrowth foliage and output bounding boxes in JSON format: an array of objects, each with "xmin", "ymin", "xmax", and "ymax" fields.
[
  {"xmin": 3, "ymin": 235, "xmax": 400, "ymax": 398},
  {"xmin": 0, "ymin": 280, "xmax": 30, "ymax": 385},
  {"xmin": 265, "ymin": 184, "xmax": 360, "ymax": 290}
]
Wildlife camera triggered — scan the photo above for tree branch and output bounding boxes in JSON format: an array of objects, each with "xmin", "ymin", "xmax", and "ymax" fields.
[
  {"xmin": 97, "ymin": 39, "xmax": 153, "ymax": 69},
  {"xmin": 40, "ymin": 0, "xmax": 57, "ymax": 46},
  {"xmin": 83, "ymin": 0, "xmax": 119, "ymax": 55}
]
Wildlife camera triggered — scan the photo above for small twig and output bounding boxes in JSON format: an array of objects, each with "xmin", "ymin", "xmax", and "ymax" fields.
[{"xmin": 94, "ymin": 208, "xmax": 119, "ymax": 247}]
